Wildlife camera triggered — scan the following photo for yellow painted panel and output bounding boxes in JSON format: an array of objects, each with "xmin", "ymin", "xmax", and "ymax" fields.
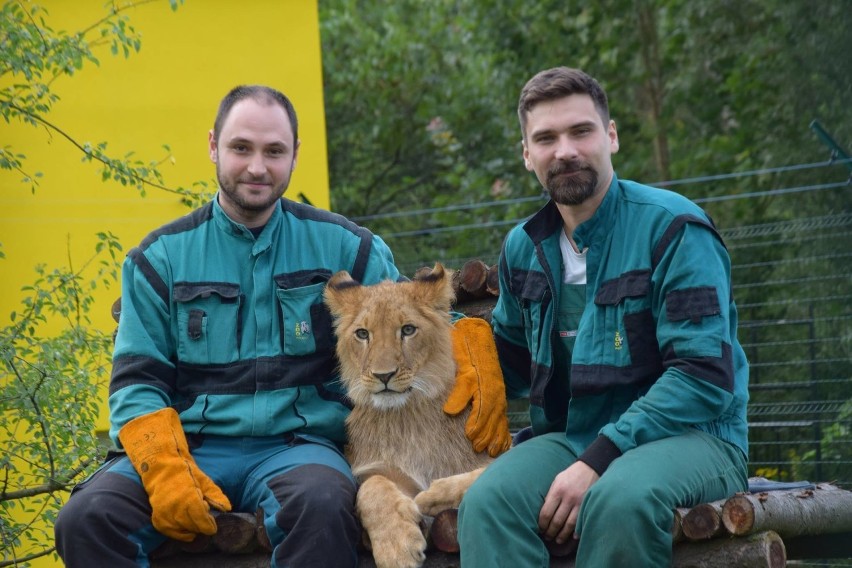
[{"xmin": 0, "ymin": 1, "xmax": 326, "ymax": 564}]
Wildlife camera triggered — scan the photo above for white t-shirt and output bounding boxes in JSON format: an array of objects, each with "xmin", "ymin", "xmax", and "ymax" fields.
[{"xmin": 559, "ymin": 230, "xmax": 587, "ymax": 284}]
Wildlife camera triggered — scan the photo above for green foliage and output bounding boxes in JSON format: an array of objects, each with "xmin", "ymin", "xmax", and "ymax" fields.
[
  {"xmin": 791, "ymin": 400, "xmax": 852, "ymax": 483},
  {"xmin": 320, "ymin": 0, "xmax": 851, "ymax": 273},
  {"xmin": 0, "ymin": 1, "xmax": 193, "ymax": 564},
  {"xmin": 1, "ymin": 234, "xmax": 121, "ymax": 564},
  {"xmin": 0, "ymin": 0, "xmax": 212, "ymax": 208}
]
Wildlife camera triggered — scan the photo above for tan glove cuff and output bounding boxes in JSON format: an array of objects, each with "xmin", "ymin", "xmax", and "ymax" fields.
[{"xmin": 119, "ymin": 407, "xmax": 185, "ymax": 478}]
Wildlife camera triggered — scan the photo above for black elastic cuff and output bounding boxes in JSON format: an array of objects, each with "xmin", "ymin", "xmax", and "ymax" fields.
[{"xmin": 578, "ymin": 435, "xmax": 622, "ymax": 476}]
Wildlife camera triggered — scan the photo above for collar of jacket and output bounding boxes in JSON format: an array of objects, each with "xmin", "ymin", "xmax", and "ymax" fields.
[
  {"xmin": 522, "ymin": 174, "xmax": 621, "ymax": 250},
  {"xmin": 573, "ymin": 173, "xmax": 620, "ymax": 251},
  {"xmin": 211, "ymin": 193, "xmax": 284, "ymax": 249}
]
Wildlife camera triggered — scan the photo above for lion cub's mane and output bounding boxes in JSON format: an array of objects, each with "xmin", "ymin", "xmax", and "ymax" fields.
[{"xmin": 324, "ymin": 264, "xmax": 491, "ymax": 493}]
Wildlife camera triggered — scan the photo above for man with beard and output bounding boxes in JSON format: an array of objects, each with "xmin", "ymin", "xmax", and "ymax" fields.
[
  {"xmin": 54, "ymin": 85, "xmax": 511, "ymax": 567},
  {"xmin": 456, "ymin": 67, "xmax": 750, "ymax": 567}
]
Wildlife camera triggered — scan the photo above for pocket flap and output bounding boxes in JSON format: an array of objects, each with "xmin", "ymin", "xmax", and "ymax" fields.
[
  {"xmin": 666, "ymin": 286, "xmax": 721, "ymax": 323},
  {"xmin": 594, "ymin": 269, "xmax": 651, "ymax": 305},
  {"xmin": 174, "ymin": 282, "xmax": 240, "ymax": 303},
  {"xmin": 274, "ymin": 269, "xmax": 333, "ymax": 290}
]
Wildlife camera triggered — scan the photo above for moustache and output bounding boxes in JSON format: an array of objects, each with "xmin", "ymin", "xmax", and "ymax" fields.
[{"xmin": 549, "ymin": 160, "xmax": 590, "ymax": 176}]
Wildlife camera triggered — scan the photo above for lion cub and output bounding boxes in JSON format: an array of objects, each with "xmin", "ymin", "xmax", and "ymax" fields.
[{"xmin": 324, "ymin": 263, "xmax": 492, "ymax": 568}]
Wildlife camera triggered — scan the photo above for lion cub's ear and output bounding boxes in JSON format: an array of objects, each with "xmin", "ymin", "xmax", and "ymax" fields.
[
  {"xmin": 324, "ymin": 270, "xmax": 364, "ymax": 317},
  {"xmin": 413, "ymin": 262, "xmax": 455, "ymax": 313}
]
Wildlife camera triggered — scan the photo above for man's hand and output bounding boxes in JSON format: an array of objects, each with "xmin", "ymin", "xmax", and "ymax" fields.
[
  {"xmin": 119, "ymin": 408, "xmax": 232, "ymax": 541},
  {"xmin": 538, "ymin": 461, "xmax": 599, "ymax": 545},
  {"xmin": 444, "ymin": 317, "xmax": 512, "ymax": 457}
]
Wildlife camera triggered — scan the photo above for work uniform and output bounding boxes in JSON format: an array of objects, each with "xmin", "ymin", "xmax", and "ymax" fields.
[
  {"xmin": 458, "ymin": 175, "xmax": 749, "ymax": 567},
  {"xmin": 55, "ymin": 195, "xmax": 400, "ymax": 567}
]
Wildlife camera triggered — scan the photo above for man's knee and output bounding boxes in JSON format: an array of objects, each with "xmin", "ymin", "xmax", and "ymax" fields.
[
  {"xmin": 267, "ymin": 463, "xmax": 359, "ymax": 566},
  {"xmin": 55, "ymin": 471, "xmax": 152, "ymax": 562},
  {"xmin": 460, "ymin": 457, "xmax": 531, "ymax": 521},
  {"xmin": 268, "ymin": 463, "xmax": 357, "ymax": 524},
  {"xmin": 581, "ymin": 472, "xmax": 663, "ymax": 531}
]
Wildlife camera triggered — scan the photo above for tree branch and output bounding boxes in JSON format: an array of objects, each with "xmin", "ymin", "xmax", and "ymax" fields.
[
  {"xmin": 0, "ymin": 546, "xmax": 55, "ymax": 568},
  {"xmin": 0, "ymin": 456, "xmax": 95, "ymax": 502},
  {"xmin": 6, "ymin": 102, "xmax": 186, "ymax": 195},
  {"xmin": 78, "ymin": 0, "xmax": 164, "ymax": 37}
]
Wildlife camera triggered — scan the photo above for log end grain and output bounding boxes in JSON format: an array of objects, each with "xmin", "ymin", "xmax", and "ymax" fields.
[
  {"xmin": 459, "ymin": 259, "xmax": 489, "ymax": 295},
  {"xmin": 429, "ymin": 509, "xmax": 460, "ymax": 553},
  {"xmin": 683, "ymin": 503, "xmax": 724, "ymax": 541},
  {"xmin": 722, "ymin": 494, "xmax": 757, "ymax": 536},
  {"xmin": 485, "ymin": 264, "xmax": 499, "ymax": 296},
  {"xmin": 767, "ymin": 533, "xmax": 787, "ymax": 568}
]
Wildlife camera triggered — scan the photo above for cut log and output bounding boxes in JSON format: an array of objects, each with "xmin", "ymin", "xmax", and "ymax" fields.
[
  {"xmin": 682, "ymin": 501, "xmax": 727, "ymax": 541},
  {"xmin": 458, "ymin": 259, "xmax": 489, "ymax": 297},
  {"xmin": 450, "ymin": 269, "xmax": 476, "ymax": 304},
  {"xmin": 670, "ymin": 531, "xmax": 786, "ymax": 568},
  {"xmin": 485, "ymin": 263, "xmax": 500, "ymax": 297},
  {"xmin": 552, "ymin": 531, "xmax": 786, "ymax": 568},
  {"xmin": 429, "ymin": 509, "xmax": 460, "ymax": 553},
  {"xmin": 721, "ymin": 483, "xmax": 852, "ymax": 538},
  {"xmin": 672, "ymin": 507, "xmax": 690, "ymax": 544}
]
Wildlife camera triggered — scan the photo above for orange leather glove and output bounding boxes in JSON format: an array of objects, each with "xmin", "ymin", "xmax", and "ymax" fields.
[
  {"xmin": 445, "ymin": 317, "xmax": 512, "ymax": 457},
  {"xmin": 119, "ymin": 407, "xmax": 231, "ymax": 542}
]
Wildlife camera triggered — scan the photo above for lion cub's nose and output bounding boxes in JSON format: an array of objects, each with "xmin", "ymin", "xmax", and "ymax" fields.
[{"xmin": 372, "ymin": 370, "xmax": 398, "ymax": 385}]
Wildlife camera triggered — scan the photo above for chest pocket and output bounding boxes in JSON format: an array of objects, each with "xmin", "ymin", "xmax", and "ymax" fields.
[
  {"xmin": 174, "ymin": 282, "xmax": 242, "ymax": 364},
  {"xmin": 593, "ymin": 269, "xmax": 660, "ymax": 370},
  {"xmin": 512, "ymin": 269, "xmax": 552, "ymax": 364},
  {"xmin": 274, "ymin": 270, "xmax": 334, "ymax": 357}
]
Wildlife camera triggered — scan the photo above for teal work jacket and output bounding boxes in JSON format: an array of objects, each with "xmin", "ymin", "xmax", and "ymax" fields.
[
  {"xmin": 492, "ymin": 175, "xmax": 749, "ymax": 474},
  {"xmin": 108, "ymin": 196, "xmax": 400, "ymax": 447}
]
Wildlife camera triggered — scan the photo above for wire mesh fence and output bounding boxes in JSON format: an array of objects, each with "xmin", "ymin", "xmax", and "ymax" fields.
[
  {"xmin": 725, "ymin": 210, "xmax": 852, "ymax": 490},
  {"xmin": 362, "ymin": 158, "xmax": 852, "ymax": 493}
]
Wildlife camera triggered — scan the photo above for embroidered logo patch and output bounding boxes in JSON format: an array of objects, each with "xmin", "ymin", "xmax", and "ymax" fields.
[
  {"xmin": 295, "ymin": 321, "xmax": 311, "ymax": 338},
  {"xmin": 614, "ymin": 330, "xmax": 623, "ymax": 350}
]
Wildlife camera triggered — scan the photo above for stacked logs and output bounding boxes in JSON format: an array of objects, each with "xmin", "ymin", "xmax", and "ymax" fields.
[
  {"xmin": 415, "ymin": 259, "xmax": 500, "ymax": 304},
  {"xmin": 153, "ymin": 481, "xmax": 852, "ymax": 568},
  {"xmin": 415, "ymin": 260, "xmax": 500, "ymax": 322},
  {"xmin": 664, "ymin": 481, "xmax": 852, "ymax": 567}
]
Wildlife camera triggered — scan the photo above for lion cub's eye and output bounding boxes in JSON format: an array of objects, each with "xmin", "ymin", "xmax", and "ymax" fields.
[
  {"xmin": 400, "ymin": 324, "xmax": 417, "ymax": 337},
  {"xmin": 355, "ymin": 329, "xmax": 369, "ymax": 340}
]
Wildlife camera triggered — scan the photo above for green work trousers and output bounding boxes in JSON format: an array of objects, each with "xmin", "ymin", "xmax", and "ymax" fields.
[{"xmin": 457, "ymin": 430, "xmax": 747, "ymax": 567}]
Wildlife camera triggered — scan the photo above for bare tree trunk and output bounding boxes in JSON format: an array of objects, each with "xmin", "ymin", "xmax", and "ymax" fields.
[{"xmin": 634, "ymin": 1, "xmax": 671, "ymax": 181}]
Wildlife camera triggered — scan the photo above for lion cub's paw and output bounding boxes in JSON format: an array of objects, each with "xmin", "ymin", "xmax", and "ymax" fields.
[
  {"xmin": 415, "ymin": 477, "xmax": 463, "ymax": 517},
  {"xmin": 368, "ymin": 499, "xmax": 426, "ymax": 568},
  {"xmin": 415, "ymin": 468, "xmax": 484, "ymax": 517}
]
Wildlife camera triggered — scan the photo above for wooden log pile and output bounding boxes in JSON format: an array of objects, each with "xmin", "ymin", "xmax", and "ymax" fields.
[
  {"xmin": 415, "ymin": 260, "xmax": 500, "ymax": 322},
  {"xmin": 663, "ymin": 480, "xmax": 852, "ymax": 567},
  {"xmin": 416, "ymin": 260, "xmax": 500, "ymax": 306},
  {"xmin": 151, "ymin": 481, "xmax": 852, "ymax": 568}
]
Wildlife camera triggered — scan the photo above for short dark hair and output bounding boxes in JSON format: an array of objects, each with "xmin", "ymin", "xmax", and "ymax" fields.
[
  {"xmin": 518, "ymin": 67, "xmax": 609, "ymax": 140},
  {"xmin": 212, "ymin": 85, "xmax": 298, "ymax": 145}
]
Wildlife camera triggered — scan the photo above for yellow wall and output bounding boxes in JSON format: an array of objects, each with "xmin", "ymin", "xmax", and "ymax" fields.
[{"xmin": 0, "ymin": 1, "xmax": 327, "ymax": 565}]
